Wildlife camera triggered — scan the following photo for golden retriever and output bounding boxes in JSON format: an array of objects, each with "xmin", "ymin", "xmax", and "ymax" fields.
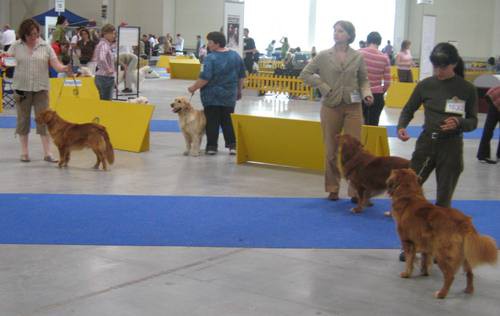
[
  {"xmin": 337, "ymin": 134, "xmax": 410, "ymax": 213},
  {"xmin": 36, "ymin": 109, "xmax": 115, "ymax": 170},
  {"xmin": 387, "ymin": 168, "xmax": 497, "ymax": 299},
  {"xmin": 170, "ymin": 97, "xmax": 206, "ymax": 156}
]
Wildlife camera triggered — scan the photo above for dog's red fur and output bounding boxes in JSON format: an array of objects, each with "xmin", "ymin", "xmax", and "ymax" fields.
[
  {"xmin": 337, "ymin": 134, "xmax": 410, "ymax": 213},
  {"xmin": 387, "ymin": 168, "xmax": 497, "ymax": 298},
  {"xmin": 36, "ymin": 109, "xmax": 114, "ymax": 170}
]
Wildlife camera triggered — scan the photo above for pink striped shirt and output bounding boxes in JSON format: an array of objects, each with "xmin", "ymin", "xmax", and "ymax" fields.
[
  {"xmin": 396, "ymin": 50, "xmax": 413, "ymax": 70},
  {"xmin": 93, "ymin": 38, "xmax": 115, "ymax": 77},
  {"xmin": 359, "ymin": 47, "xmax": 391, "ymax": 93}
]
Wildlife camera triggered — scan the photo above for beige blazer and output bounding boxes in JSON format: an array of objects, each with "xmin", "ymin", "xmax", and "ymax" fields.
[{"xmin": 299, "ymin": 46, "xmax": 372, "ymax": 107}]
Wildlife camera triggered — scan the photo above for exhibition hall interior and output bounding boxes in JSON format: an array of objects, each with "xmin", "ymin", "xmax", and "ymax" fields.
[{"xmin": 1, "ymin": 0, "xmax": 500, "ymax": 315}]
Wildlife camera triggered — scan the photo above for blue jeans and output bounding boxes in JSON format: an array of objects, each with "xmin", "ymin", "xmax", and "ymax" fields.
[{"xmin": 95, "ymin": 75, "xmax": 115, "ymax": 100}]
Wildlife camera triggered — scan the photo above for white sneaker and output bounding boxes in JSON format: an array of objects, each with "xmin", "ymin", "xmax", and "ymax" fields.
[
  {"xmin": 206, "ymin": 150, "xmax": 217, "ymax": 155},
  {"xmin": 229, "ymin": 148, "xmax": 236, "ymax": 155}
]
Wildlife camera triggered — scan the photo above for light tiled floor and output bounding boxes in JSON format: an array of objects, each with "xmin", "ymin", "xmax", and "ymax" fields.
[{"xmin": 0, "ymin": 77, "xmax": 499, "ymax": 316}]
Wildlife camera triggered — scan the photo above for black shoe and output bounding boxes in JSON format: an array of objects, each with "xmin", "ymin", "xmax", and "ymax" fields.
[
  {"xmin": 399, "ymin": 251, "xmax": 406, "ymax": 262},
  {"xmin": 478, "ymin": 158, "xmax": 497, "ymax": 164},
  {"xmin": 122, "ymin": 88, "xmax": 133, "ymax": 93},
  {"xmin": 350, "ymin": 197, "xmax": 358, "ymax": 204}
]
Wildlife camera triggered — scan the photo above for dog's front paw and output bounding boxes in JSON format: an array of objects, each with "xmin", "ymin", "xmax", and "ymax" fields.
[
  {"xmin": 400, "ymin": 271, "xmax": 411, "ymax": 278},
  {"xmin": 464, "ymin": 286, "xmax": 474, "ymax": 294},
  {"xmin": 351, "ymin": 206, "xmax": 363, "ymax": 213},
  {"xmin": 433, "ymin": 290, "xmax": 447, "ymax": 299}
]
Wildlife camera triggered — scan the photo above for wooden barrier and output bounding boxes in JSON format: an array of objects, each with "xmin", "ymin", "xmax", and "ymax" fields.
[
  {"xmin": 52, "ymin": 96, "xmax": 154, "ymax": 152},
  {"xmin": 258, "ymin": 60, "xmax": 284, "ymax": 71},
  {"xmin": 245, "ymin": 73, "xmax": 313, "ymax": 100},
  {"xmin": 231, "ymin": 114, "xmax": 390, "ymax": 171}
]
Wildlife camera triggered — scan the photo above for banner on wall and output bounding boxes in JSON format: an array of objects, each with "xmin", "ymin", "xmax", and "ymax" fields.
[
  {"xmin": 419, "ymin": 15, "xmax": 436, "ymax": 81},
  {"xmin": 224, "ymin": 1, "xmax": 244, "ymax": 56}
]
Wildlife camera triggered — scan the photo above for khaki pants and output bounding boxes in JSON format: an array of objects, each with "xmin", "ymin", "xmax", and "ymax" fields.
[
  {"xmin": 320, "ymin": 103, "xmax": 362, "ymax": 195},
  {"xmin": 14, "ymin": 90, "xmax": 49, "ymax": 135}
]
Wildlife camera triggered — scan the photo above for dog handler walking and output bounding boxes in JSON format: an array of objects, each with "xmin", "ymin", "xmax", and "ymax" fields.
[
  {"xmin": 396, "ymin": 43, "xmax": 478, "ymax": 262},
  {"xmin": 397, "ymin": 42, "xmax": 478, "ymax": 208}
]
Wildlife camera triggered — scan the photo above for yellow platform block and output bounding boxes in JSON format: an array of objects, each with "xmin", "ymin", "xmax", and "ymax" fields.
[
  {"xmin": 53, "ymin": 96, "xmax": 154, "ymax": 152},
  {"xmin": 156, "ymin": 55, "xmax": 193, "ymax": 70},
  {"xmin": 231, "ymin": 114, "xmax": 390, "ymax": 171},
  {"xmin": 361, "ymin": 125, "xmax": 390, "ymax": 156},
  {"xmin": 169, "ymin": 59, "xmax": 201, "ymax": 80},
  {"xmin": 50, "ymin": 77, "xmax": 99, "ymax": 108},
  {"xmin": 385, "ymin": 81, "xmax": 416, "ymax": 108}
]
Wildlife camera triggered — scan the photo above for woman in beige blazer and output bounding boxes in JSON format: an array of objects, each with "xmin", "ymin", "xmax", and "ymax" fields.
[{"xmin": 300, "ymin": 20, "xmax": 373, "ymax": 201}]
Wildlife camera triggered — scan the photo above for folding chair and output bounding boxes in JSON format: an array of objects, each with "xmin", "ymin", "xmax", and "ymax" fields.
[{"xmin": 2, "ymin": 72, "xmax": 16, "ymax": 109}]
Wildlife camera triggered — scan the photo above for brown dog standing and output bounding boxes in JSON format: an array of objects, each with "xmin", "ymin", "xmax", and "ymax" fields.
[
  {"xmin": 337, "ymin": 134, "xmax": 410, "ymax": 213},
  {"xmin": 387, "ymin": 168, "xmax": 497, "ymax": 299},
  {"xmin": 36, "ymin": 109, "xmax": 114, "ymax": 170}
]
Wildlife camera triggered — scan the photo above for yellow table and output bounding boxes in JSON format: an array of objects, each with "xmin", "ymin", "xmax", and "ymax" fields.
[{"xmin": 169, "ymin": 59, "xmax": 201, "ymax": 80}]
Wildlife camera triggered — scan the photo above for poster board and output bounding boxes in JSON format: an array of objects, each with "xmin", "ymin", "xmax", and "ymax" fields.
[{"xmin": 224, "ymin": 1, "xmax": 244, "ymax": 56}]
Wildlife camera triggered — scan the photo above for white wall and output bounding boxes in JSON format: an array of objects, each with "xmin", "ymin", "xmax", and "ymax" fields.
[
  {"xmin": 175, "ymin": 0, "xmax": 224, "ymax": 49},
  {"xmin": 492, "ymin": 0, "xmax": 500, "ymax": 58},
  {"xmin": 406, "ymin": 0, "xmax": 496, "ymax": 59}
]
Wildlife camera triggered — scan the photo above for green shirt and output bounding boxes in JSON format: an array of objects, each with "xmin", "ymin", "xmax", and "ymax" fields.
[{"xmin": 397, "ymin": 75, "xmax": 478, "ymax": 133}]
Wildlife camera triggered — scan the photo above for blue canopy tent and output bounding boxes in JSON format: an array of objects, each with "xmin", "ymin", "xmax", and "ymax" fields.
[{"xmin": 32, "ymin": 8, "xmax": 90, "ymax": 26}]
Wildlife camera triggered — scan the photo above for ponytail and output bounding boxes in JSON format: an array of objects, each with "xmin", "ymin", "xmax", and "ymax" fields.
[{"xmin": 454, "ymin": 57, "xmax": 464, "ymax": 78}]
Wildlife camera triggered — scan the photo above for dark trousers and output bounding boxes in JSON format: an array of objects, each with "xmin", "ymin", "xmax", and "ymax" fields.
[
  {"xmin": 477, "ymin": 99, "xmax": 500, "ymax": 160},
  {"xmin": 397, "ymin": 69, "xmax": 413, "ymax": 82},
  {"xmin": 204, "ymin": 106, "xmax": 236, "ymax": 151},
  {"xmin": 362, "ymin": 93, "xmax": 385, "ymax": 126},
  {"xmin": 411, "ymin": 132, "xmax": 463, "ymax": 207},
  {"xmin": 244, "ymin": 57, "xmax": 254, "ymax": 73},
  {"xmin": 94, "ymin": 75, "xmax": 115, "ymax": 100}
]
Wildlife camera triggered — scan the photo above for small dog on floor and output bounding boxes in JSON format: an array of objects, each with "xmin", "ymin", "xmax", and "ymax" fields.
[
  {"xmin": 35, "ymin": 109, "xmax": 115, "ymax": 170},
  {"xmin": 387, "ymin": 168, "xmax": 497, "ymax": 299},
  {"xmin": 170, "ymin": 97, "xmax": 206, "ymax": 156},
  {"xmin": 127, "ymin": 96, "xmax": 149, "ymax": 104},
  {"xmin": 337, "ymin": 134, "xmax": 410, "ymax": 213}
]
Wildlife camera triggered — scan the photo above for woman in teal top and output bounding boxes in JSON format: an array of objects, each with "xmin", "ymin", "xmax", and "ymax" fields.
[{"xmin": 188, "ymin": 31, "xmax": 246, "ymax": 155}]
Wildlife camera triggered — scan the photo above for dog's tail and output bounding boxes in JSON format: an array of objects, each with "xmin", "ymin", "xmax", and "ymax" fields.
[
  {"xmin": 464, "ymin": 230, "xmax": 498, "ymax": 268},
  {"xmin": 98, "ymin": 127, "xmax": 114, "ymax": 164}
]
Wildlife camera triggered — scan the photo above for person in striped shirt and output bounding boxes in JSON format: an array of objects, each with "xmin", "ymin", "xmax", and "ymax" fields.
[
  {"xmin": 92, "ymin": 24, "xmax": 116, "ymax": 100},
  {"xmin": 358, "ymin": 32, "xmax": 391, "ymax": 126}
]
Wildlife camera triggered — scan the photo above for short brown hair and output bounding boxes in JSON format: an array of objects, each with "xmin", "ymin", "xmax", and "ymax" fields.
[
  {"xmin": 206, "ymin": 31, "xmax": 226, "ymax": 48},
  {"xmin": 334, "ymin": 20, "xmax": 356, "ymax": 44},
  {"xmin": 101, "ymin": 24, "xmax": 115, "ymax": 37},
  {"xmin": 18, "ymin": 19, "xmax": 40, "ymax": 42},
  {"xmin": 401, "ymin": 40, "xmax": 411, "ymax": 51}
]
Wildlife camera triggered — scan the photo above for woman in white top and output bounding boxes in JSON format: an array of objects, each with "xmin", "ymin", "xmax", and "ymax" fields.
[
  {"xmin": 6, "ymin": 19, "xmax": 70, "ymax": 162},
  {"xmin": 396, "ymin": 40, "xmax": 414, "ymax": 82}
]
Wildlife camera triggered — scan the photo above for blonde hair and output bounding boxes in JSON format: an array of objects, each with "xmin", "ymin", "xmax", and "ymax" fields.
[{"xmin": 101, "ymin": 24, "xmax": 115, "ymax": 36}]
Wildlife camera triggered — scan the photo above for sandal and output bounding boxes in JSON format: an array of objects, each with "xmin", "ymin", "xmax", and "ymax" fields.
[
  {"xmin": 43, "ymin": 155, "xmax": 59, "ymax": 163},
  {"xmin": 20, "ymin": 154, "xmax": 31, "ymax": 162}
]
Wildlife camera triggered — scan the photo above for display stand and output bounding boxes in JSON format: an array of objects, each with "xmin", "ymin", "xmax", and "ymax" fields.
[{"xmin": 116, "ymin": 26, "xmax": 141, "ymax": 100}]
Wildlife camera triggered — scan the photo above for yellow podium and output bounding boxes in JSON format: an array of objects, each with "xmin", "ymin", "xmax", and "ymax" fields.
[
  {"xmin": 49, "ymin": 77, "xmax": 100, "ymax": 108},
  {"xmin": 231, "ymin": 114, "xmax": 390, "ymax": 171},
  {"xmin": 156, "ymin": 55, "xmax": 193, "ymax": 71},
  {"xmin": 385, "ymin": 81, "xmax": 416, "ymax": 108},
  {"xmin": 169, "ymin": 59, "xmax": 201, "ymax": 80},
  {"xmin": 52, "ymin": 96, "xmax": 155, "ymax": 152}
]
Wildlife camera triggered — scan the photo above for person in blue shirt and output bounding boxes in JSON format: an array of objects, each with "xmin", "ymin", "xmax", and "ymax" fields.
[{"xmin": 188, "ymin": 31, "xmax": 246, "ymax": 155}]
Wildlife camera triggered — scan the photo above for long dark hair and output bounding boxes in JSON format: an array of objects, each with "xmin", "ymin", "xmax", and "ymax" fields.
[{"xmin": 430, "ymin": 42, "xmax": 464, "ymax": 78}]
